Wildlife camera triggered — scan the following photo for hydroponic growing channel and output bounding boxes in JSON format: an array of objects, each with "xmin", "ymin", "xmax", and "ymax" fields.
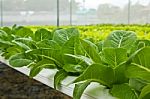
[{"xmin": 0, "ymin": 25, "xmax": 150, "ymax": 99}]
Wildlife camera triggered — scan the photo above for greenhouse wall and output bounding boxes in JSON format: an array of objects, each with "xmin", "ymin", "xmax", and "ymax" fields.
[{"xmin": 0, "ymin": 0, "xmax": 150, "ymax": 26}]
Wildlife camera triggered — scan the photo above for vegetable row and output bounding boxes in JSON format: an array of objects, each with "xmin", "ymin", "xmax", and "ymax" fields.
[{"xmin": 0, "ymin": 25, "xmax": 150, "ymax": 99}]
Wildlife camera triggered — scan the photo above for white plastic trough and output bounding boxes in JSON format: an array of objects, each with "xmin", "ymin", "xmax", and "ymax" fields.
[{"xmin": 0, "ymin": 56, "xmax": 116, "ymax": 99}]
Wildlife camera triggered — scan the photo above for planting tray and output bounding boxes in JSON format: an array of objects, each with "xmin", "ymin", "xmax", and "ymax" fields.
[{"xmin": 0, "ymin": 56, "xmax": 116, "ymax": 99}]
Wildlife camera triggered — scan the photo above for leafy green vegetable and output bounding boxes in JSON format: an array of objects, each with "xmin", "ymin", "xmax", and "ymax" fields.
[
  {"xmin": 9, "ymin": 53, "xmax": 33, "ymax": 67},
  {"xmin": 111, "ymin": 84, "xmax": 138, "ymax": 99},
  {"xmin": 129, "ymin": 78, "xmax": 148, "ymax": 92},
  {"xmin": 102, "ymin": 48, "xmax": 127, "ymax": 68},
  {"xmin": 13, "ymin": 26, "xmax": 33, "ymax": 38},
  {"xmin": 29, "ymin": 58, "xmax": 55, "ymax": 77},
  {"xmin": 103, "ymin": 30, "xmax": 137, "ymax": 52},
  {"xmin": 62, "ymin": 36, "xmax": 81, "ymax": 64},
  {"xmin": 54, "ymin": 70, "xmax": 68, "ymax": 89},
  {"xmin": 65, "ymin": 54, "xmax": 93, "ymax": 65},
  {"xmin": 81, "ymin": 39, "xmax": 102, "ymax": 63},
  {"xmin": 126, "ymin": 47, "xmax": 150, "ymax": 82},
  {"xmin": 73, "ymin": 64, "xmax": 114, "ymax": 87},
  {"xmin": 73, "ymin": 80, "xmax": 91, "ymax": 99},
  {"xmin": 1, "ymin": 46, "xmax": 21, "ymax": 59},
  {"xmin": 132, "ymin": 47, "xmax": 150, "ymax": 68},
  {"xmin": 139, "ymin": 84, "xmax": 150, "ymax": 99},
  {"xmin": 63, "ymin": 64, "xmax": 84, "ymax": 73},
  {"xmin": 126, "ymin": 63, "xmax": 150, "ymax": 82},
  {"xmin": 34, "ymin": 28, "xmax": 52, "ymax": 41},
  {"xmin": 53, "ymin": 28, "xmax": 79, "ymax": 46}
]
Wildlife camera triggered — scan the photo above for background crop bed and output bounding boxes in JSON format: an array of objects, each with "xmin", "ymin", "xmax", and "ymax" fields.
[
  {"xmin": 0, "ymin": 62, "xmax": 72, "ymax": 99},
  {"xmin": 27, "ymin": 24, "xmax": 150, "ymax": 42}
]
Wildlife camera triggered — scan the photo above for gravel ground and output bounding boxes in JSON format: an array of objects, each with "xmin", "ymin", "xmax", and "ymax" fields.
[{"xmin": 0, "ymin": 62, "xmax": 72, "ymax": 99}]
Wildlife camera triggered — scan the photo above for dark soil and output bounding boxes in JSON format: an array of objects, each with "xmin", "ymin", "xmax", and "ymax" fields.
[{"xmin": 0, "ymin": 62, "xmax": 72, "ymax": 99}]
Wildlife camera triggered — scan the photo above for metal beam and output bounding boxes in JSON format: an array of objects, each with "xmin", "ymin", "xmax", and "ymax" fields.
[
  {"xmin": 128, "ymin": 0, "xmax": 131, "ymax": 24},
  {"xmin": 57, "ymin": 0, "xmax": 60, "ymax": 27},
  {"xmin": 83, "ymin": 0, "xmax": 86, "ymax": 25},
  {"xmin": 70, "ymin": 0, "xmax": 72, "ymax": 26},
  {"xmin": 0, "ymin": 0, "xmax": 3, "ymax": 27}
]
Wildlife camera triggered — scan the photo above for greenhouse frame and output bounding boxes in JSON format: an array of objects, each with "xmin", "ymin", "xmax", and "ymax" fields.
[
  {"xmin": 0, "ymin": 0, "xmax": 150, "ymax": 99},
  {"xmin": 0, "ymin": 0, "xmax": 150, "ymax": 26}
]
